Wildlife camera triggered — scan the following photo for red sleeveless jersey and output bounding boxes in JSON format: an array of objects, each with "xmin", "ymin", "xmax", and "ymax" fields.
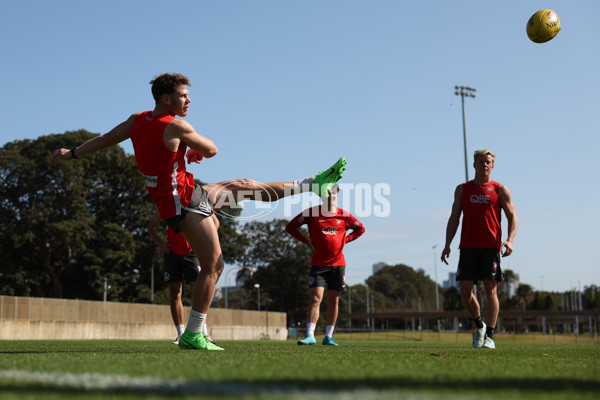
[
  {"xmin": 459, "ymin": 180, "xmax": 502, "ymax": 250},
  {"xmin": 286, "ymin": 207, "xmax": 365, "ymax": 267},
  {"xmin": 130, "ymin": 111, "xmax": 195, "ymax": 220},
  {"xmin": 166, "ymin": 226, "xmax": 192, "ymax": 255}
]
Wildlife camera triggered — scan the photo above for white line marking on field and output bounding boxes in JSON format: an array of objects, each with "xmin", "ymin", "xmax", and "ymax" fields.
[{"xmin": 0, "ymin": 369, "xmax": 418, "ymax": 399}]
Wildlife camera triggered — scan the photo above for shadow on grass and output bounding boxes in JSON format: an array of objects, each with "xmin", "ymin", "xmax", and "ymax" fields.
[{"xmin": 1, "ymin": 376, "xmax": 598, "ymax": 397}]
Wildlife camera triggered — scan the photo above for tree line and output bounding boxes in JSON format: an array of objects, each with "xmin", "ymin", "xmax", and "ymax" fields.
[{"xmin": 1, "ymin": 132, "xmax": 598, "ymax": 328}]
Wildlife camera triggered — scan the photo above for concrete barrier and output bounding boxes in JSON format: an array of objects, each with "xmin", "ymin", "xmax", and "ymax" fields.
[{"xmin": 0, "ymin": 296, "xmax": 287, "ymax": 341}]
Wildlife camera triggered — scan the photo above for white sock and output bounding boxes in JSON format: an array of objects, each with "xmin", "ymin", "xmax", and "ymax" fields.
[
  {"xmin": 292, "ymin": 176, "xmax": 314, "ymax": 194},
  {"xmin": 325, "ymin": 325, "xmax": 335, "ymax": 337},
  {"xmin": 307, "ymin": 322, "xmax": 316, "ymax": 336},
  {"xmin": 202, "ymin": 322, "xmax": 208, "ymax": 336},
  {"xmin": 176, "ymin": 324, "xmax": 185, "ymax": 336},
  {"xmin": 187, "ymin": 310, "xmax": 206, "ymax": 334}
]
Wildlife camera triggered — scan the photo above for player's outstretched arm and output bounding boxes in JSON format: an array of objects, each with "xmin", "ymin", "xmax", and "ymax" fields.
[{"xmin": 50, "ymin": 115, "xmax": 135, "ymax": 165}]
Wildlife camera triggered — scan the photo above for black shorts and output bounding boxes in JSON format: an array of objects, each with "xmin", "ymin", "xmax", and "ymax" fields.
[
  {"xmin": 165, "ymin": 184, "xmax": 214, "ymax": 233},
  {"xmin": 456, "ymin": 248, "xmax": 503, "ymax": 283},
  {"xmin": 163, "ymin": 252, "xmax": 200, "ymax": 284},
  {"xmin": 308, "ymin": 266, "xmax": 346, "ymax": 291}
]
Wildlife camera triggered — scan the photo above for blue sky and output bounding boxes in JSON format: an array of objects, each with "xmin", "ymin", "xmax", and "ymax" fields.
[{"xmin": 1, "ymin": 1, "xmax": 598, "ymax": 293}]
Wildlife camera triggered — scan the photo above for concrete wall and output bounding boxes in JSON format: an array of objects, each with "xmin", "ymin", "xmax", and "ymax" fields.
[{"xmin": 0, "ymin": 296, "xmax": 287, "ymax": 341}]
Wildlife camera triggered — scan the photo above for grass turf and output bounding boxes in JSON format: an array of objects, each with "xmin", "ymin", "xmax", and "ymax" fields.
[{"xmin": 0, "ymin": 338, "xmax": 598, "ymax": 399}]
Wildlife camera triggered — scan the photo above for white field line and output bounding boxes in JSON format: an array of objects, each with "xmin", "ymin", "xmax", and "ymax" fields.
[{"xmin": 0, "ymin": 369, "xmax": 415, "ymax": 400}]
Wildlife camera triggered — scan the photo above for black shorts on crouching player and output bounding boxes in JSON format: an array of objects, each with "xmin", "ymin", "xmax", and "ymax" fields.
[
  {"xmin": 163, "ymin": 252, "xmax": 200, "ymax": 284},
  {"xmin": 308, "ymin": 266, "xmax": 346, "ymax": 291}
]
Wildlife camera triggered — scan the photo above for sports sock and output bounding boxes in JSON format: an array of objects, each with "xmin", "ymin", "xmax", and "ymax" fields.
[
  {"xmin": 306, "ymin": 322, "xmax": 316, "ymax": 336},
  {"xmin": 486, "ymin": 326, "xmax": 495, "ymax": 339},
  {"xmin": 325, "ymin": 325, "xmax": 335, "ymax": 337},
  {"xmin": 292, "ymin": 176, "xmax": 314, "ymax": 194},
  {"xmin": 202, "ymin": 322, "xmax": 208, "ymax": 335},
  {"xmin": 187, "ymin": 310, "xmax": 206, "ymax": 334},
  {"xmin": 474, "ymin": 316, "xmax": 484, "ymax": 329},
  {"xmin": 176, "ymin": 324, "xmax": 185, "ymax": 337}
]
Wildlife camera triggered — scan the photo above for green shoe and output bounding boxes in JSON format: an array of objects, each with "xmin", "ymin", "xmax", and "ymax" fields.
[
  {"xmin": 178, "ymin": 330, "xmax": 224, "ymax": 351},
  {"xmin": 312, "ymin": 157, "xmax": 346, "ymax": 197}
]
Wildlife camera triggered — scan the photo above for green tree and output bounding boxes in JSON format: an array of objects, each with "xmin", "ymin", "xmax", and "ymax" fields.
[
  {"xmin": 583, "ymin": 285, "xmax": 600, "ymax": 310},
  {"xmin": 0, "ymin": 131, "xmax": 157, "ymax": 300},
  {"xmin": 238, "ymin": 219, "xmax": 312, "ymax": 323},
  {"xmin": 443, "ymin": 286, "xmax": 463, "ymax": 311},
  {"xmin": 366, "ymin": 264, "xmax": 438, "ymax": 311}
]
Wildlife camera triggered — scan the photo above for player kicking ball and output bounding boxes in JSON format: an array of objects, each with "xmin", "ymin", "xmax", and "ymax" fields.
[
  {"xmin": 51, "ymin": 73, "xmax": 347, "ymax": 351},
  {"xmin": 286, "ymin": 184, "xmax": 365, "ymax": 346}
]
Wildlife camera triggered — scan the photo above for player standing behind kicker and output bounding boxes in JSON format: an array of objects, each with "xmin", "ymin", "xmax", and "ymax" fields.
[
  {"xmin": 286, "ymin": 184, "xmax": 365, "ymax": 346},
  {"xmin": 148, "ymin": 210, "xmax": 219, "ymax": 345},
  {"xmin": 441, "ymin": 149, "xmax": 517, "ymax": 350},
  {"xmin": 51, "ymin": 73, "xmax": 346, "ymax": 351}
]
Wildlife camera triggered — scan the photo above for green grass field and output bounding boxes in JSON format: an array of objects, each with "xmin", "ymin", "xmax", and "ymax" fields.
[{"xmin": 1, "ymin": 336, "xmax": 598, "ymax": 400}]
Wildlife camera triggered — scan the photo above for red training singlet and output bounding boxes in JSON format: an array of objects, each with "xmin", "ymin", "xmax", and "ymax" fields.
[
  {"xmin": 286, "ymin": 207, "xmax": 365, "ymax": 266},
  {"xmin": 459, "ymin": 180, "xmax": 503, "ymax": 250},
  {"xmin": 166, "ymin": 226, "xmax": 192, "ymax": 255},
  {"xmin": 130, "ymin": 111, "xmax": 195, "ymax": 220}
]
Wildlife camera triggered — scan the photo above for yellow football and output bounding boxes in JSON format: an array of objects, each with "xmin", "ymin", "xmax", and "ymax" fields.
[{"xmin": 526, "ymin": 9, "xmax": 561, "ymax": 43}]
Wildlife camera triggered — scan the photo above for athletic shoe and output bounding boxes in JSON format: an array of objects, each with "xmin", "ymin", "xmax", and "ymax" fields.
[
  {"xmin": 312, "ymin": 157, "xmax": 346, "ymax": 197},
  {"xmin": 482, "ymin": 336, "xmax": 496, "ymax": 349},
  {"xmin": 178, "ymin": 330, "xmax": 224, "ymax": 351},
  {"xmin": 297, "ymin": 334, "xmax": 317, "ymax": 345},
  {"xmin": 206, "ymin": 335, "xmax": 217, "ymax": 345},
  {"xmin": 473, "ymin": 321, "xmax": 486, "ymax": 348},
  {"xmin": 322, "ymin": 336, "xmax": 338, "ymax": 346},
  {"xmin": 172, "ymin": 335, "xmax": 181, "ymax": 345}
]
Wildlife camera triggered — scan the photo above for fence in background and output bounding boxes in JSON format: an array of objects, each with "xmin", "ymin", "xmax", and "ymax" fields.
[{"xmin": 0, "ymin": 295, "xmax": 287, "ymax": 341}]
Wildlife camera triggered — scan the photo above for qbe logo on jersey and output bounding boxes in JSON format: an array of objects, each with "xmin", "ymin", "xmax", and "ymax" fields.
[
  {"xmin": 470, "ymin": 195, "xmax": 491, "ymax": 204},
  {"xmin": 322, "ymin": 227, "xmax": 339, "ymax": 235}
]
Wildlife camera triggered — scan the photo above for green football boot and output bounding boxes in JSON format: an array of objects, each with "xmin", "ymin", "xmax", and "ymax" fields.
[
  {"xmin": 312, "ymin": 157, "xmax": 346, "ymax": 197},
  {"xmin": 178, "ymin": 330, "xmax": 224, "ymax": 351}
]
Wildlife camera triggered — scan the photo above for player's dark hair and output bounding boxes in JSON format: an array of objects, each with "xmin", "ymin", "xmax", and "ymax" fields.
[{"xmin": 150, "ymin": 73, "xmax": 191, "ymax": 102}]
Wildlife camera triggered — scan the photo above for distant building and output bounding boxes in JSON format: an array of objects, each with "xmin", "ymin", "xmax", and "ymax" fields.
[
  {"xmin": 442, "ymin": 272, "xmax": 459, "ymax": 290},
  {"xmin": 372, "ymin": 262, "xmax": 388, "ymax": 274}
]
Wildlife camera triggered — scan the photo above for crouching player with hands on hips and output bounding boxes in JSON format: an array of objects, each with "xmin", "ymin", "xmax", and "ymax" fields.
[
  {"xmin": 441, "ymin": 149, "xmax": 517, "ymax": 349},
  {"xmin": 286, "ymin": 184, "xmax": 365, "ymax": 346}
]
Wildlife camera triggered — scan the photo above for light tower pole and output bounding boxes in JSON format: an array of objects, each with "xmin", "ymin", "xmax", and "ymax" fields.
[{"xmin": 454, "ymin": 85, "xmax": 477, "ymax": 182}]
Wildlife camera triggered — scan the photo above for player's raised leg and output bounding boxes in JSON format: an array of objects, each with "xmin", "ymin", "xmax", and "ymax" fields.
[{"xmin": 203, "ymin": 158, "xmax": 346, "ymax": 210}]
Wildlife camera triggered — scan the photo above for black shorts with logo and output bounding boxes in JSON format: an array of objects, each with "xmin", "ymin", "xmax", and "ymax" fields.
[
  {"xmin": 163, "ymin": 252, "xmax": 200, "ymax": 284},
  {"xmin": 165, "ymin": 184, "xmax": 214, "ymax": 233},
  {"xmin": 456, "ymin": 248, "xmax": 503, "ymax": 283},
  {"xmin": 308, "ymin": 266, "xmax": 346, "ymax": 291}
]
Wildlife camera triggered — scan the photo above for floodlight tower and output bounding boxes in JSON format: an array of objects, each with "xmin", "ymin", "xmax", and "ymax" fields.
[{"xmin": 454, "ymin": 85, "xmax": 477, "ymax": 181}]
